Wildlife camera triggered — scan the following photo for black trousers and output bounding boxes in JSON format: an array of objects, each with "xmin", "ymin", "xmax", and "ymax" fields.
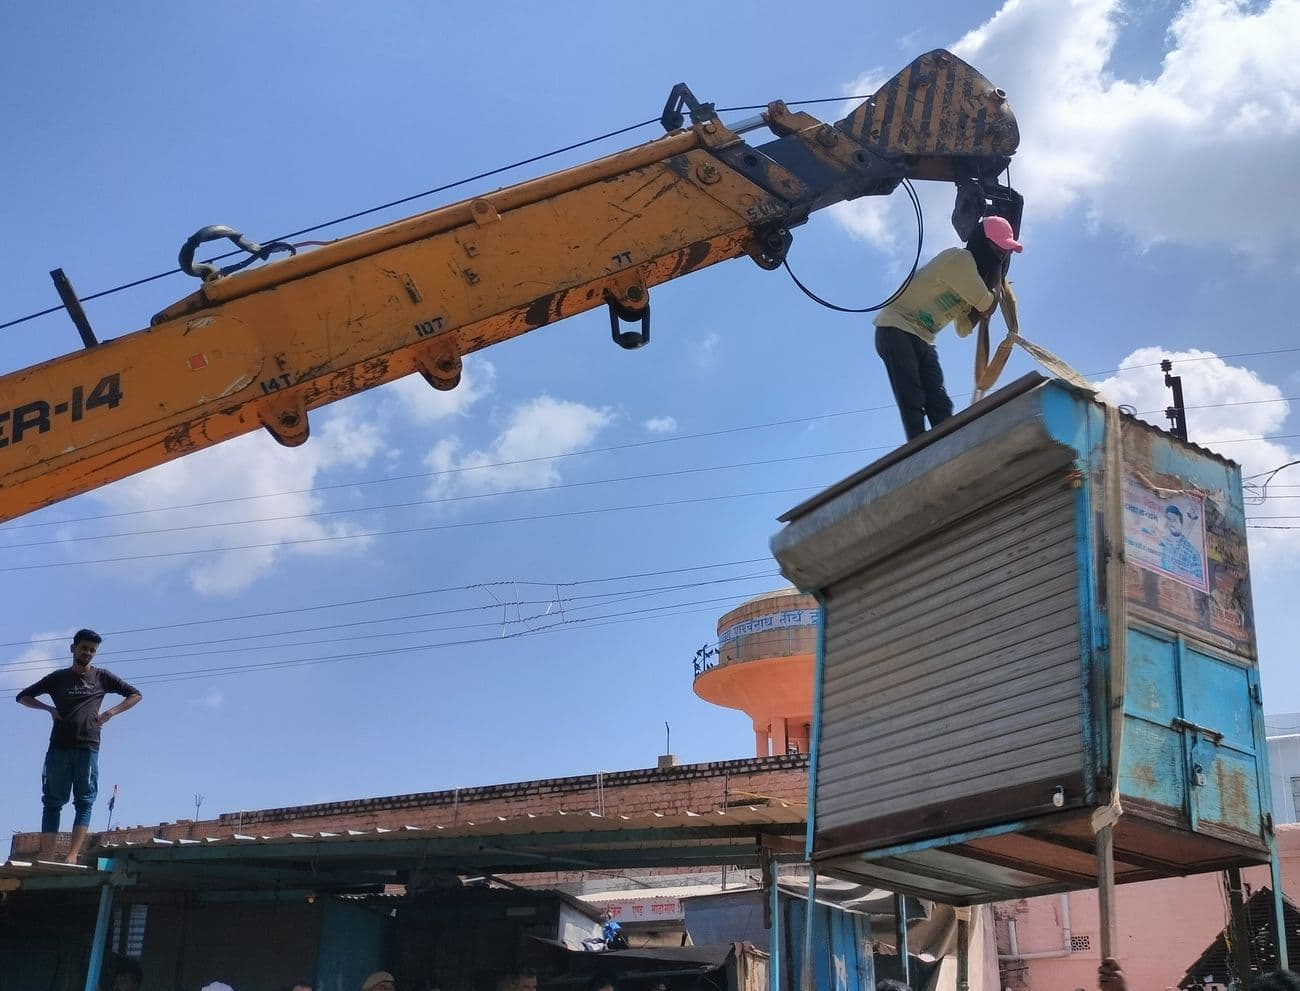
[{"xmin": 875, "ymin": 325, "xmax": 954, "ymax": 441}]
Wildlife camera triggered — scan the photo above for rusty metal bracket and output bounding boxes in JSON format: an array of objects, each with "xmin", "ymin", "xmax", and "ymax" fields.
[
  {"xmin": 49, "ymin": 268, "xmax": 99, "ymax": 349},
  {"xmin": 660, "ymin": 83, "xmax": 716, "ymax": 132},
  {"xmin": 469, "ymin": 198, "xmax": 501, "ymax": 226},
  {"xmin": 1171, "ymin": 716, "xmax": 1225, "ymax": 745},
  {"xmin": 602, "ymin": 268, "xmax": 650, "ymax": 350},
  {"xmin": 259, "ymin": 393, "xmax": 310, "ymax": 447},
  {"xmin": 411, "ymin": 340, "xmax": 463, "ymax": 391},
  {"xmin": 762, "ymin": 101, "xmax": 823, "ymax": 139},
  {"xmin": 745, "ymin": 224, "xmax": 792, "ymax": 271}
]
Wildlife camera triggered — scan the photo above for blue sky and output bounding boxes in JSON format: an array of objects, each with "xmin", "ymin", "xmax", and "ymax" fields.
[{"xmin": 3, "ymin": 0, "xmax": 1300, "ymax": 837}]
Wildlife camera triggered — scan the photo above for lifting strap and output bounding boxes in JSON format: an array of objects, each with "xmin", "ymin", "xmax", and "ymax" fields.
[{"xmin": 972, "ymin": 278, "xmax": 1092, "ymax": 400}]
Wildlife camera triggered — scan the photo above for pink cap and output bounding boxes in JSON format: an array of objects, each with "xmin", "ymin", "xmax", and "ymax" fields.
[{"xmin": 981, "ymin": 215, "xmax": 1023, "ymax": 253}]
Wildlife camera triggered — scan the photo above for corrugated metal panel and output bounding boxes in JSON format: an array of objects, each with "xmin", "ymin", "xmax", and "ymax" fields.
[
  {"xmin": 99, "ymin": 805, "xmax": 807, "ymax": 851},
  {"xmin": 816, "ymin": 475, "xmax": 1086, "ymax": 835}
]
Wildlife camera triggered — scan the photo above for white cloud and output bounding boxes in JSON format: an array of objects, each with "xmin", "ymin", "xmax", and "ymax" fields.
[
  {"xmin": 67, "ymin": 357, "xmax": 493, "ymax": 597},
  {"xmin": 694, "ymin": 332, "xmax": 721, "ymax": 369},
  {"xmin": 836, "ymin": 0, "xmax": 1300, "ymax": 260},
  {"xmin": 831, "ymin": 198, "xmax": 899, "ymax": 254},
  {"xmin": 1, "ymin": 631, "xmax": 72, "ymax": 691},
  {"xmin": 87, "ymin": 405, "xmax": 387, "ymax": 596},
  {"xmin": 959, "ymin": 0, "xmax": 1300, "ymax": 255},
  {"xmin": 1095, "ymin": 347, "xmax": 1299, "ymax": 560},
  {"xmin": 424, "ymin": 396, "xmax": 613, "ymax": 501},
  {"xmin": 643, "ymin": 416, "xmax": 678, "ymax": 435},
  {"xmin": 384, "ymin": 356, "xmax": 496, "ymax": 424}
]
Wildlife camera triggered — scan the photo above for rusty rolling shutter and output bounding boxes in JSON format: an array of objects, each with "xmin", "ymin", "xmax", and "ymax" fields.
[{"xmin": 815, "ymin": 474, "xmax": 1088, "ymax": 846}]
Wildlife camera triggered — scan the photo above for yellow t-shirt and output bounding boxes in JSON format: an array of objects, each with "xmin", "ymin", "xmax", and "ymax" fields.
[{"xmin": 873, "ymin": 248, "xmax": 995, "ymax": 345}]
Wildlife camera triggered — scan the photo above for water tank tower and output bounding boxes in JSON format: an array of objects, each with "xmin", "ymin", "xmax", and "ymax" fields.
[{"xmin": 693, "ymin": 588, "xmax": 819, "ymax": 757}]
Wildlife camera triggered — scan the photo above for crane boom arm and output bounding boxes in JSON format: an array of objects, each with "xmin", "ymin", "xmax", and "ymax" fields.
[{"xmin": 0, "ymin": 50, "xmax": 1018, "ymax": 524}]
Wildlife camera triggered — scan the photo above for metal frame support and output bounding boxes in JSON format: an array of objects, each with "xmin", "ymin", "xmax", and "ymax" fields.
[
  {"xmin": 804, "ymin": 593, "xmax": 828, "ymax": 861},
  {"xmin": 1161, "ymin": 358, "xmax": 1188, "ymax": 441},
  {"xmin": 769, "ymin": 856, "xmax": 783, "ymax": 991},
  {"xmin": 1271, "ymin": 839, "xmax": 1290, "ymax": 971},
  {"xmin": 800, "ymin": 867, "xmax": 818, "ymax": 991},
  {"xmin": 1226, "ymin": 868, "xmax": 1253, "ymax": 981},
  {"xmin": 1097, "ymin": 824, "xmax": 1117, "ymax": 959},
  {"xmin": 956, "ymin": 905, "xmax": 971, "ymax": 991},
  {"xmin": 82, "ymin": 861, "xmax": 116, "ymax": 991},
  {"xmin": 50, "ymin": 269, "xmax": 100, "ymax": 349},
  {"xmin": 895, "ymin": 891, "xmax": 911, "ymax": 988}
]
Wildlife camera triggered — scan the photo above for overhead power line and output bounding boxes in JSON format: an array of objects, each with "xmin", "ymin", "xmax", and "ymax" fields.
[
  {"xmin": 7, "ymin": 378, "xmax": 1300, "ymax": 533},
  {"xmin": 0, "ymin": 91, "xmax": 890, "ymax": 335},
  {"xmin": 0, "ymin": 446, "xmax": 879, "ymax": 547},
  {"xmin": 0, "ymin": 408, "xmax": 894, "ymax": 529},
  {"xmin": 0, "ymin": 485, "xmax": 816, "ymax": 575},
  {"xmin": 0, "ymin": 555, "xmax": 773, "ymax": 648},
  {"xmin": 126, "ymin": 592, "xmax": 767, "ymax": 687},
  {"xmin": 1, "ymin": 570, "xmax": 780, "ymax": 671},
  {"xmin": 7, "ymin": 421, "xmax": 1300, "ymax": 572},
  {"xmin": 0, "ymin": 115, "xmax": 669, "ymax": 333}
]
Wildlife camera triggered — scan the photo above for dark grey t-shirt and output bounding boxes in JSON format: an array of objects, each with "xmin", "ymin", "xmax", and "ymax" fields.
[{"xmin": 17, "ymin": 666, "xmax": 139, "ymax": 751}]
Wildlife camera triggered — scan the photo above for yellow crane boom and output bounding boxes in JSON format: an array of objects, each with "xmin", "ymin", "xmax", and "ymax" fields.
[{"xmin": 0, "ymin": 49, "xmax": 1019, "ymax": 524}]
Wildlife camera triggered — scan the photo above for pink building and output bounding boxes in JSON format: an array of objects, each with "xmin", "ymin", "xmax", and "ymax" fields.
[{"xmin": 997, "ymin": 824, "xmax": 1300, "ymax": 990}]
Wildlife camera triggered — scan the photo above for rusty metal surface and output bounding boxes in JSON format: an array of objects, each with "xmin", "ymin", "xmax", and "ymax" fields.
[
  {"xmin": 0, "ymin": 49, "xmax": 1022, "ymax": 524},
  {"xmin": 1121, "ymin": 419, "xmax": 1256, "ymax": 657},
  {"xmin": 837, "ymin": 49, "xmax": 1019, "ymax": 178},
  {"xmin": 778, "ymin": 377, "xmax": 1270, "ymax": 904}
]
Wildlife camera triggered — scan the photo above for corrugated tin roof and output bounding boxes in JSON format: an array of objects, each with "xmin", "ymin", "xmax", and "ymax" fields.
[
  {"xmin": 0, "ymin": 858, "xmax": 95, "ymax": 878},
  {"xmin": 580, "ymin": 881, "xmax": 760, "ymax": 903},
  {"xmin": 99, "ymin": 804, "xmax": 804, "ymax": 851},
  {"xmin": 1118, "ymin": 400, "xmax": 1240, "ymax": 469},
  {"xmin": 778, "ymin": 373, "xmax": 1047, "ymax": 523},
  {"xmin": 0, "ymin": 858, "xmax": 104, "ymax": 890},
  {"xmin": 3, "ymin": 806, "xmax": 805, "ymax": 895},
  {"xmin": 209, "ymin": 754, "xmax": 805, "ymax": 829},
  {"xmin": 778, "ymin": 374, "xmax": 1239, "ymax": 529}
]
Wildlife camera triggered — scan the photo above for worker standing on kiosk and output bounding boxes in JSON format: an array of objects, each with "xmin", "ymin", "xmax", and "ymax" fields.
[{"xmin": 873, "ymin": 216, "xmax": 1023, "ymax": 441}]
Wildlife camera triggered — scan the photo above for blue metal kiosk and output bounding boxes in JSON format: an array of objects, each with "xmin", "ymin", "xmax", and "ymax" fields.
[{"xmin": 771, "ymin": 375, "xmax": 1285, "ymax": 984}]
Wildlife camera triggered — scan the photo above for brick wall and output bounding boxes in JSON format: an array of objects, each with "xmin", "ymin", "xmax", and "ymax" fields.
[{"xmin": 10, "ymin": 754, "xmax": 808, "ymax": 857}]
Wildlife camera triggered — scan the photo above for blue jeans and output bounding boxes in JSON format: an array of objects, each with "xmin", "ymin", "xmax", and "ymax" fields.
[{"xmin": 41, "ymin": 747, "xmax": 98, "ymax": 832}]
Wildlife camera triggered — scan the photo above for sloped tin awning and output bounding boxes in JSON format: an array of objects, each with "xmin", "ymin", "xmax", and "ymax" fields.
[
  {"xmin": 773, "ymin": 373, "xmax": 1063, "ymax": 588},
  {"xmin": 1, "ymin": 804, "xmax": 806, "ymax": 894},
  {"xmin": 0, "ymin": 858, "xmax": 103, "ymax": 891}
]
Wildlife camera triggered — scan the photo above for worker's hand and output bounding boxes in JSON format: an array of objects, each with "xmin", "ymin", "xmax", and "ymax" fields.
[
  {"xmin": 98, "ymin": 711, "xmax": 113, "ymax": 726},
  {"xmin": 1098, "ymin": 957, "xmax": 1129, "ymax": 991}
]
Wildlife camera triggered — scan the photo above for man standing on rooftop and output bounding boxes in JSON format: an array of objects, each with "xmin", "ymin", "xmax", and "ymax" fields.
[{"xmin": 16, "ymin": 628, "xmax": 142, "ymax": 863}]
